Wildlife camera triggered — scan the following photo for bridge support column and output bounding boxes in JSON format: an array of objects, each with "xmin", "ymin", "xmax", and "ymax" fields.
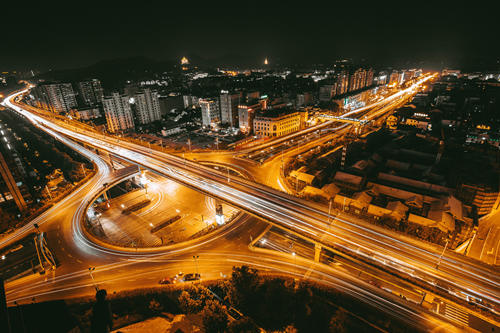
[
  {"xmin": 108, "ymin": 152, "xmax": 115, "ymax": 170},
  {"xmin": 103, "ymin": 191, "xmax": 109, "ymax": 201},
  {"xmin": 314, "ymin": 243, "xmax": 322, "ymax": 262}
]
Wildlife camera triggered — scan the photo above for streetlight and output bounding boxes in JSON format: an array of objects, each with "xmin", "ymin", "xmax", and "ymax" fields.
[
  {"xmin": 435, "ymin": 238, "xmax": 449, "ymax": 270},
  {"xmin": 193, "ymin": 255, "xmax": 199, "ymax": 276},
  {"xmin": 327, "ymin": 199, "xmax": 333, "ymax": 226},
  {"xmin": 88, "ymin": 267, "xmax": 98, "ymax": 291}
]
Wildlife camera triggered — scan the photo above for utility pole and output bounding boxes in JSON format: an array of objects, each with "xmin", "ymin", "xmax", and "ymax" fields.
[
  {"xmin": 188, "ymin": 138, "xmax": 191, "ymax": 152},
  {"xmin": 81, "ymin": 164, "xmax": 86, "ymax": 177}
]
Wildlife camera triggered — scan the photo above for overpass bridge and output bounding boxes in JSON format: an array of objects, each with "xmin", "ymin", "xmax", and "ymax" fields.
[{"xmin": 316, "ymin": 114, "xmax": 370, "ymax": 125}]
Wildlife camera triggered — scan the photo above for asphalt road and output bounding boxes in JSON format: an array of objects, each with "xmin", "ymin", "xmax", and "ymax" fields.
[{"xmin": 2, "ymin": 79, "xmax": 498, "ymax": 331}]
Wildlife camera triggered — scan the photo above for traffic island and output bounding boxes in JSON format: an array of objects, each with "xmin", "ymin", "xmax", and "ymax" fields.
[{"xmin": 82, "ymin": 164, "xmax": 245, "ymax": 252}]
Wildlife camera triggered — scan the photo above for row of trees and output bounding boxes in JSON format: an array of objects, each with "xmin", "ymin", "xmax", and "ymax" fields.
[
  {"xmin": 178, "ymin": 266, "xmax": 351, "ymax": 333},
  {"xmin": 0, "ymin": 109, "xmax": 91, "ymax": 190}
]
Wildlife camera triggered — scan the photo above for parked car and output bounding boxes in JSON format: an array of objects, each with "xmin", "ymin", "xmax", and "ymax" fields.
[
  {"xmin": 159, "ymin": 277, "xmax": 174, "ymax": 285},
  {"xmin": 183, "ymin": 273, "xmax": 201, "ymax": 281}
]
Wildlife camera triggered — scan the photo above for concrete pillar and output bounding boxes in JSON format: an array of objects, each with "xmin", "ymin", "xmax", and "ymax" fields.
[
  {"xmin": 314, "ymin": 243, "xmax": 322, "ymax": 262},
  {"xmin": 108, "ymin": 152, "xmax": 115, "ymax": 170}
]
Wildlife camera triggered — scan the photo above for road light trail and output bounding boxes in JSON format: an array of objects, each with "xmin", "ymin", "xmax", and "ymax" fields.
[{"xmin": 3, "ymin": 81, "xmax": 499, "ymax": 323}]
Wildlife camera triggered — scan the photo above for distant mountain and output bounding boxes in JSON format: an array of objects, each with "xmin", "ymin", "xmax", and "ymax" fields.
[{"xmin": 36, "ymin": 56, "xmax": 176, "ymax": 90}]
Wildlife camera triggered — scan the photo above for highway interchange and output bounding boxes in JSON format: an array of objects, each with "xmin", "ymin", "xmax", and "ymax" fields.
[{"xmin": 1, "ymin": 76, "xmax": 499, "ymax": 332}]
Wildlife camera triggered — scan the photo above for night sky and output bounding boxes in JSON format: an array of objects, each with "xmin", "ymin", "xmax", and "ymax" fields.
[{"xmin": 1, "ymin": 1, "xmax": 498, "ymax": 71}]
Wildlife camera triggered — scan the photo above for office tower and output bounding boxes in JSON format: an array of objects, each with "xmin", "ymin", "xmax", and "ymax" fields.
[
  {"xmin": 199, "ymin": 98, "xmax": 220, "ymax": 128},
  {"xmin": 77, "ymin": 79, "xmax": 104, "ymax": 106},
  {"xmin": 134, "ymin": 88, "xmax": 161, "ymax": 124},
  {"xmin": 102, "ymin": 93, "xmax": 134, "ymax": 133},
  {"xmin": 219, "ymin": 91, "xmax": 240, "ymax": 127}
]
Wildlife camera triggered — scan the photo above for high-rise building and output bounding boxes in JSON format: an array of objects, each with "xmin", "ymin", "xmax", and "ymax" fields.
[
  {"xmin": 404, "ymin": 69, "xmax": 416, "ymax": 81},
  {"xmin": 349, "ymin": 68, "xmax": 367, "ymax": 92},
  {"xmin": 319, "ymin": 85, "xmax": 336, "ymax": 102},
  {"xmin": 238, "ymin": 105, "xmax": 256, "ymax": 135},
  {"xmin": 365, "ymin": 68, "xmax": 374, "ymax": 87},
  {"xmin": 133, "ymin": 88, "xmax": 161, "ymax": 124},
  {"xmin": 296, "ymin": 92, "xmax": 313, "ymax": 107},
  {"xmin": 397, "ymin": 71, "xmax": 406, "ymax": 85},
  {"xmin": 200, "ymin": 98, "xmax": 220, "ymax": 128},
  {"xmin": 30, "ymin": 83, "xmax": 77, "ymax": 113},
  {"xmin": 220, "ymin": 91, "xmax": 241, "ymax": 127},
  {"xmin": 376, "ymin": 71, "xmax": 388, "ymax": 85},
  {"xmin": 159, "ymin": 94, "xmax": 183, "ymax": 116},
  {"xmin": 102, "ymin": 93, "xmax": 134, "ymax": 133},
  {"xmin": 77, "ymin": 79, "xmax": 103, "ymax": 106},
  {"xmin": 335, "ymin": 71, "xmax": 349, "ymax": 95},
  {"xmin": 389, "ymin": 71, "xmax": 400, "ymax": 86},
  {"xmin": 183, "ymin": 95, "xmax": 200, "ymax": 108}
]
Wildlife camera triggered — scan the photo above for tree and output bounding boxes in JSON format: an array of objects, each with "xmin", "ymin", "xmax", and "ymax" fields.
[
  {"xmin": 178, "ymin": 290, "xmax": 202, "ymax": 314},
  {"xmin": 329, "ymin": 308, "xmax": 348, "ymax": 333},
  {"xmin": 229, "ymin": 265, "xmax": 259, "ymax": 311},
  {"xmin": 201, "ymin": 300, "xmax": 228, "ymax": 333},
  {"xmin": 148, "ymin": 298, "xmax": 163, "ymax": 314}
]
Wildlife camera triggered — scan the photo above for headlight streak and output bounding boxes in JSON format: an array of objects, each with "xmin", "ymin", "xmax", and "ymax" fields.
[{"xmin": 3, "ymin": 82, "xmax": 499, "ymax": 317}]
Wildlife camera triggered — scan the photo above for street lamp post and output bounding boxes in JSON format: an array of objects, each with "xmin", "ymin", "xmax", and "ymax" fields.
[
  {"xmin": 45, "ymin": 185, "xmax": 52, "ymax": 200},
  {"xmin": 436, "ymin": 238, "xmax": 449, "ymax": 270},
  {"xmin": 327, "ymin": 199, "xmax": 332, "ymax": 226},
  {"xmin": 193, "ymin": 255, "xmax": 199, "ymax": 276},
  {"xmin": 88, "ymin": 267, "xmax": 98, "ymax": 291},
  {"xmin": 281, "ymin": 149, "xmax": 284, "ymax": 170}
]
